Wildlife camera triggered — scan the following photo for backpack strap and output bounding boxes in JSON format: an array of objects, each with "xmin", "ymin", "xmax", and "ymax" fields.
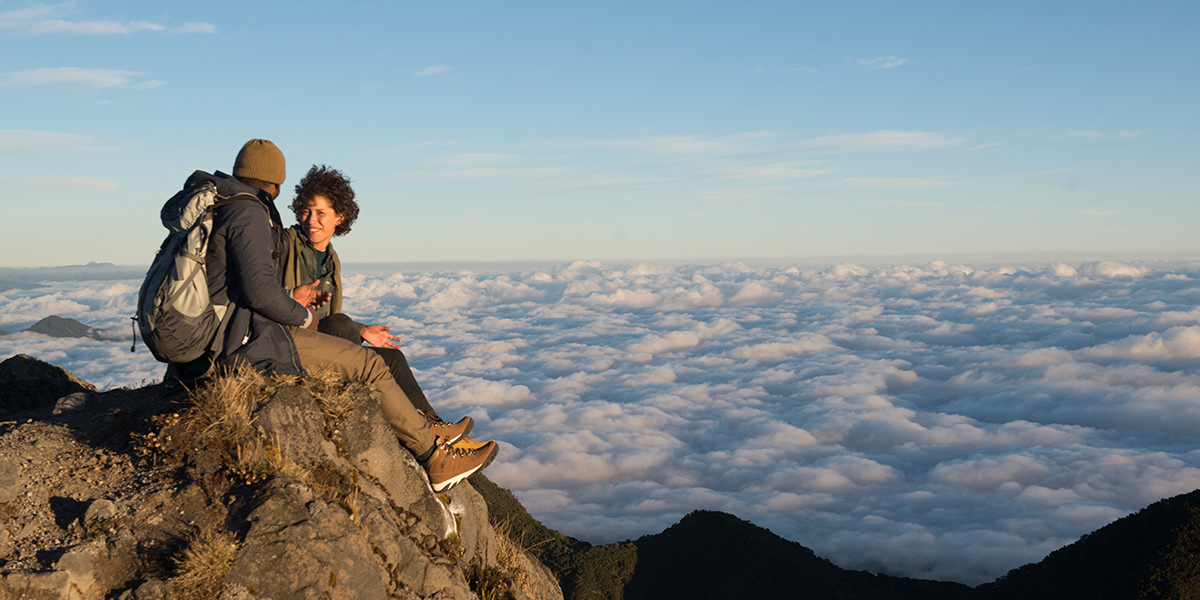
[{"xmin": 215, "ymin": 191, "xmax": 274, "ymax": 227}]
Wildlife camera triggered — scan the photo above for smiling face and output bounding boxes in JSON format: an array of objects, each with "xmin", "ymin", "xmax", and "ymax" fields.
[{"xmin": 298, "ymin": 194, "xmax": 344, "ymax": 251}]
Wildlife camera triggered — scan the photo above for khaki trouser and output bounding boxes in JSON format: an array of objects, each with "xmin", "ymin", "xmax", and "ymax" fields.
[{"xmin": 290, "ymin": 326, "xmax": 436, "ymax": 456}]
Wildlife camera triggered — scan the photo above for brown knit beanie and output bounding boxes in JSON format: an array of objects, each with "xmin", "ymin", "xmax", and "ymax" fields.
[{"xmin": 232, "ymin": 139, "xmax": 286, "ymax": 185}]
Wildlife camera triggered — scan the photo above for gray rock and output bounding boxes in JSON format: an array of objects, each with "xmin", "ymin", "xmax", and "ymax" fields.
[
  {"xmin": 389, "ymin": 537, "xmax": 474, "ymax": 599},
  {"xmin": 55, "ymin": 541, "xmax": 101, "ymax": 596},
  {"xmin": 3, "ymin": 570, "xmax": 72, "ymax": 598},
  {"xmin": 225, "ymin": 478, "xmax": 391, "ymax": 600},
  {"xmin": 253, "ymin": 386, "xmax": 335, "ymax": 468},
  {"xmin": 0, "ymin": 457, "xmax": 20, "ymax": 504},
  {"xmin": 84, "ymin": 498, "xmax": 118, "ymax": 524},
  {"xmin": 52, "ymin": 391, "xmax": 91, "ymax": 415},
  {"xmin": 133, "ymin": 579, "xmax": 172, "ymax": 600},
  {"xmin": 217, "ymin": 582, "xmax": 269, "ymax": 600},
  {"xmin": 16, "ymin": 520, "xmax": 38, "ymax": 540},
  {"xmin": 352, "ymin": 497, "xmax": 471, "ymax": 598},
  {"xmin": 446, "ymin": 482, "xmax": 497, "ymax": 567},
  {"xmin": 337, "ymin": 389, "xmax": 455, "ymax": 539}
]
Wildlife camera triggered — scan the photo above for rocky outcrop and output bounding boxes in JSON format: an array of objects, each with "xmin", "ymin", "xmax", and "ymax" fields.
[
  {"xmin": 0, "ymin": 357, "xmax": 562, "ymax": 600},
  {"xmin": 0, "ymin": 353, "xmax": 96, "ymax": 412}
]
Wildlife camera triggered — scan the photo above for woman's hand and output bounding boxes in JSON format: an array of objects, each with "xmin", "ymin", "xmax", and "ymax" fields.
[
  {"xmin": 292, "ymin": 280, "xmax": 331, "ymax": 310},
  {"xmin": 361, "ymin": 324, "xmax": 402, "ymax": 350}
]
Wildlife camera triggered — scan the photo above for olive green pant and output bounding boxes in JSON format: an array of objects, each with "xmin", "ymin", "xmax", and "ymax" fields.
[{"xmin": 290, "ymin": 326, "xmax": 436, "ymax": 456}]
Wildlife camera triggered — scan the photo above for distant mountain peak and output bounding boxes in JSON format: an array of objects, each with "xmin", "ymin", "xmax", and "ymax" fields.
[{"xmin": 25, "ymin": 315, "xmax": 104, "ymax": 340}]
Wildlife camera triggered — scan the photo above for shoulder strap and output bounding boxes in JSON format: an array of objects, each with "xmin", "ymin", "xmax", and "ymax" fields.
[{"xmin": 215, "ymin": 191, "xmax": 262, "ymax": 206}]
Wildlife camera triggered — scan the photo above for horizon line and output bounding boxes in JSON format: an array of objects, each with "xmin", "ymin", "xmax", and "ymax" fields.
[{"xmin": 4, "ymin": 248, "xmax": 1200, "ymax": 272}]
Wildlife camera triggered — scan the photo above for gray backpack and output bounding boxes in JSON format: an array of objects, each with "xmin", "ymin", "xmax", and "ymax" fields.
[{"xmin": 135, "ymin": 181, "xmax": 253, "ymax": 363}]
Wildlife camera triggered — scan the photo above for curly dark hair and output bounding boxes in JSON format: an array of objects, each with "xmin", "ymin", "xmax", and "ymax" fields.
[{"xmin": 292, "ymin": 165, "xmax": 359, "ymax": 237}]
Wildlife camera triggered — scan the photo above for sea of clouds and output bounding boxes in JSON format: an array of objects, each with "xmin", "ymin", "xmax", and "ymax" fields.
[{"xmin": 4, "ymin": 259, "xmax": 1200, "ymax": 585}]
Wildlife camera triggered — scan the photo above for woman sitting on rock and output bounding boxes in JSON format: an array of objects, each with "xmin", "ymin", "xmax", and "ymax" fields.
[{"xmin": 282, "ymin": 164, "xmax": 484, "ymax": 447}]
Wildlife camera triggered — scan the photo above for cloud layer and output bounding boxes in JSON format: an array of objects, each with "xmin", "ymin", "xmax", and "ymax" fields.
[
  {"xmin": 4, "ymin": 259, "xmax": 1200, "ymax": 585},
  {"xmin": 0, "ymin": 3, "xmax": 215, "ymax": 36},
  {"xmin": 1, "ymin": 67, "xmax": 164, "ymax": 89}
]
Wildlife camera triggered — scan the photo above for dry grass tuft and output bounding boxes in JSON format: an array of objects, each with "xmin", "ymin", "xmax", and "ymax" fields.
[
  {"xmin": 171, "ymin": 528, "xmax": 238, "ymax": 600},
  {"xmin": 177, "ymin": 365, "xmax": 287, "ymax": 484},
  {"xmin": 144, "ymin": 367, "xmax": 368, "ymax": 526},
  {"xmin": 226, "ymin": 437, "xmax": 273, "ymax": 484},
  {"xmin": 189, "ymin": 365, "xmax": 271, "ymax": 441},
  {"xmin": 492, "ymin": 518, "xmax": 557, "ymax": 600},
  {"xmin": 494, "ymin": 522, "xmax": 531, "ymax": 593},
  {"xmin": 302, "ymin": 369, "xmax": 358, "ymax": 419},
  {"xmin": 223, "ymin": 431, "xmax": 308, "ymax": 484},
  {"xmin": 307, "ymin": 463, "xmax": 363, "ymax": 523},
  {"xmin": 465, "ymin": 558, "xmax": 515, "ymax": 600}
]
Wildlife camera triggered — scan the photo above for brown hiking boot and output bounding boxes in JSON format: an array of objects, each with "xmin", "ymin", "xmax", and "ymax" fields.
[
  {"xmin": 450, "ymin": 435, "xmax": 491, "ymax": 451},
  {"xmin": 426, "ymin": 414, "xmax": 473, "ymax": 445},
  {"xmin": 424, "ymin": 439, "xmax": 499, "ymax": 492}
]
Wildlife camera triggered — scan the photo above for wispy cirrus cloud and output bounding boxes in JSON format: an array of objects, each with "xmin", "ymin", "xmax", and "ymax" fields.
[
  {"xmin": 706, "ymin": 162, "xmax": 835, "ymax": 182},
  {"xmin": 0, "ymin": 2, "xmax": 61, "ymax": 29},
  {"xmin": 398, "ymin": 152, "xmax": 667, "ymax": 189},
  {"xmin": 848, "ymin": 55, "xmax": 910, "ymax": 69},
  {"xmin": 395, "ymin": 166, "xmax": 569, "ymax": 183},
  {"xmin": 578, "ymin": 134, "xmax": 753, "ymax": 158},
  {"xmin": 569, "ymin": 130, "xmax": 957, "ymax": 161},
  {"xmin": 834, "ymin": 175, "xmax": 957, "ymax": 190},
  {"xmin": 170, "ymin": 22, "xmax": 217, "ymax": 35},
  {"xmin": 1063, "ymin": 129, "xmax": 1147, "ymax": 141},
  {"xmin": 793, "ymin": 130, "xmax": 961, "ymax": 154},
  {"xmin": 1078, "ymin": 207, "xmax": 1116, "ymax": 217},
  {"xmin": 31, "ymin": 18, "xmax": 162, "ymax": 34},
  {"xmin": 518, "ymin": 173, "xmax": 667, "ymax": 189},
  {"xmin": 1, "ymin": 67, "xmax": 164, "ymax": 90},
  {"xmin": 0, "ymin": 3, "xmax": 214, "ymax": 35},
  {"xmin": 397, "ymin": 130, "xmax": 961, "ymax": 194},
  {"xmin": 0, "ymin": 130, "xmax": 113, "ymax": 154},
  {"xmin": 415, "ymin": 65, "xmax": 453, "ymax": 76},
  {"xmin": 425, "ymin": 153, "xmax": 521, "ymax": 167},
  {"xmin": 1024, "ymin": 128, "xmax": 1148, "ymax": 143}
]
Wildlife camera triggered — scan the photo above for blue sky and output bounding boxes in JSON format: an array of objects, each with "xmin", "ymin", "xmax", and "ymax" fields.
[{"xmin": 2, "ymin": 1, "xmax": 1197, "ymax": 267}]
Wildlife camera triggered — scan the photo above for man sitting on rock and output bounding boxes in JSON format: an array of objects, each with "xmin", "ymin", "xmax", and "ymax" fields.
[{"xmin": 174, "ymin": 138, "xmax": 497, "ymax": 492}]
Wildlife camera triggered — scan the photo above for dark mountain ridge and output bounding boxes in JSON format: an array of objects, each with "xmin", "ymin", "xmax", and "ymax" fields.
[
  {"xmin": 0, "ymin": 262, "xmax": 145, "ymax": 292},
  {"xmin": 0, "ymin": 262, "xmax": 144, "ymax": 283},
  {"xmin": 477, "ymin": 460, "xmax": 1200, "ymax": 600},
  {"xmin": 976, "ymin": 488, "xmax": 1200, "ymax": 599}
]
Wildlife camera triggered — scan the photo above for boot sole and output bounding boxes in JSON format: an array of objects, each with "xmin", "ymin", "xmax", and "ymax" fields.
[{"xmin": 429, "ymin": 444, "xmax": 498, "ymax": 493}]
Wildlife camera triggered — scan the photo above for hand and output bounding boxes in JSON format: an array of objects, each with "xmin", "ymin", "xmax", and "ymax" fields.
[
  {"xmin": 361, "ymin": 324, "xmax": 402, "ymax": 350},
  {"xmin": 292, "ymin": 281, "xmax": 331, "ymax": 310}
]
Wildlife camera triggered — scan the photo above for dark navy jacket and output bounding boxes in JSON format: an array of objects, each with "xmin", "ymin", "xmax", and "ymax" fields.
[{"xmin": 183, "ymin": 170, "xmax": 308, "ymax": 375}]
